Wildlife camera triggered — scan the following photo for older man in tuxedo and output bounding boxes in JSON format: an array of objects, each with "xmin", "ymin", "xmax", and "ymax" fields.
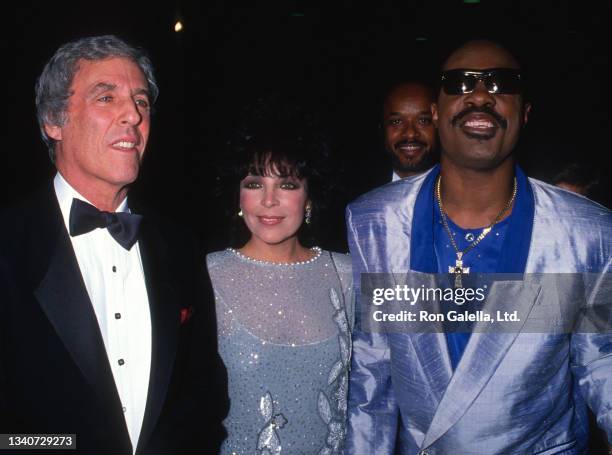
[
  {"xmin": 0, "ymin": 35, "xmax": 226, "ymax": 454},
  {"xmin": 345, "ymin": 40, "xmax": 611, "ymax": 454}
]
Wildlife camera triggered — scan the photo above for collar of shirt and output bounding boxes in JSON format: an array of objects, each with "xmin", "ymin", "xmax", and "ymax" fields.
[{"xmin": 53, "ymin": 172, "xmax": 129, "ymax": 234}]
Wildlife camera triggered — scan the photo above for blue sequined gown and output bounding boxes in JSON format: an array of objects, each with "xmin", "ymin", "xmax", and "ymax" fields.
[{"xmin": 206, "ymin": 248, "xmax": 353, "ymax": 455}]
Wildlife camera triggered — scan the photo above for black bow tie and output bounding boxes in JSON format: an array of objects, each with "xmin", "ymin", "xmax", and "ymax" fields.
[{"xmin": 69, "ymin": 198, "xmax": 142, "ymax": 250}]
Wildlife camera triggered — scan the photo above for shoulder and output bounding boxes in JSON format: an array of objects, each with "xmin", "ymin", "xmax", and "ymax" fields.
[
  {"xmin": 347, "ymin": 170, "xmax": 431, "ymax": 217},
  {"xmin": 529, "ymin": 178, "xmax": 611, "ymax": 266},
  {"xmin": 134, "ymin": 202, "xmax": 203, "ymax": 261},
  {"xmin": 0, "ymin": 183, "xmax": 58, "ymax": 232},
  {"xmin": 530, "ymin": 177, "xmax": 611, "ymax": 233},
  {"xmin": 325, "ymin": 250, "xmax": 355, "ymax": 327},
  {"xmin": 205, "ymin": 249, "xmax": 232, "ymax": 270},
  {"xmin": 0, "ymin": 183, "xmax": 63, "ymax": 266},
  {"xmin": 327, "ymin": 250, "xmax": 352, "ymax": 274},
  {"xmin": 138, "ymin": 206, "xmax": 196, "ymax": 242},
  {"xmin": 130, "ymin": 204, "xmax": 207, "ymax": 287}
]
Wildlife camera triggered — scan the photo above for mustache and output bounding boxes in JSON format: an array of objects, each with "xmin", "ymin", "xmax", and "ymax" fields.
[
  {"xmin": 394, "ymin": 139, "xmax": 427, "ymax": 149},
  {"xmin": 451, "ymin": 106, "xmax": 508, "ymax": 130}
]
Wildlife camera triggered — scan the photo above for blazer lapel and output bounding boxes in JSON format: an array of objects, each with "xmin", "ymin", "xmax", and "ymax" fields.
[
  {"xmin": 396, "ymin": 270, "xmax": 454, "ymax": 409},
  {"xmin": 34, "ymin": 220, "xmax": 123, "ymax": 411},
  {"xmin": 421, "ymin": 280, "xmax": 542, "ymax": 448},
  {"xmin": 409, "ymin": 332, "xmax": 453, "ymax": 406},
  {"xmin": 136, "ymin": 217, "xmax": 180, "ymax": 452}
]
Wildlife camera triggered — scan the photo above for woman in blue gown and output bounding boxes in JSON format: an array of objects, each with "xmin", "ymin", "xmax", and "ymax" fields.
[{"xmin": 207, "ymin": 102, "xmax": 353, "ymax": 454}]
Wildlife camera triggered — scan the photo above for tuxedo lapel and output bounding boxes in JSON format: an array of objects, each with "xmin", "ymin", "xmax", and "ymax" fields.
[
  {"xmin": 34, "ymin": 208, "xmax": 124, "ymax": 417},
  {"xmin": 421, "ymin": 280, "xmax": 542, "ymax": 447},
  {"xmin": 135, "ymin": 216, "xmax": 180, "ymax": 452}
]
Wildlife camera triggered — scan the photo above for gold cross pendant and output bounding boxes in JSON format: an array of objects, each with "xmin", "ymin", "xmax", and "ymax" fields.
[{"xmin": 449, "ymin": 254, "xmax": 470, "ymax": 288}]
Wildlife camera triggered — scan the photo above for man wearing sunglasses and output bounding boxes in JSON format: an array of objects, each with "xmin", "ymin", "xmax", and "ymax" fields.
[{"xmin": 345, "ymin": 40, "xmax": 611, "ymax": 454}]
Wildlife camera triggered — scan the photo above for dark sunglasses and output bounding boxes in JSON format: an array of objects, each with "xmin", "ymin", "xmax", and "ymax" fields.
[{"xmin": 440, "ymin": 68, "xmax": 522, "ymax": 95}]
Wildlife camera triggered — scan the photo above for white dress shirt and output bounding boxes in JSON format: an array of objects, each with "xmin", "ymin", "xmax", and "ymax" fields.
[{"xmin": 54, "ymin": 173, "xmax": 151, "ymax": 453}]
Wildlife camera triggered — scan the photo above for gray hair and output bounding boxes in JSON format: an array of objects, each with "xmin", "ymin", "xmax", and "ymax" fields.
[{"xmin": 35, "ymin": 35, "xmax": 159, "ymax": 162}]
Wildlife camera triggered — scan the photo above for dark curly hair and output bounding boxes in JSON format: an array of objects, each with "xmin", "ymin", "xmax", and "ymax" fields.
[{"xmin": 216, "ymin": 95, "xmax": 335, "ymax": 248}]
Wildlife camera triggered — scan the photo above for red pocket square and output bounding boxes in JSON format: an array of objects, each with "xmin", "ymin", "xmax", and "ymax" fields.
[{"xmin": 180, "ymin": 306, "xmax": 194, "ymax": 324}]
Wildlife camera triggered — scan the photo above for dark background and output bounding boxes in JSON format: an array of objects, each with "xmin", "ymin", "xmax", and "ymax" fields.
[
  {"xmin": 7, "ymin": 1, "xmax": 611, "ymax": 449},
  {"xmin": 9, "ymin": 0, "xmax": 610, "ymax": 252}
]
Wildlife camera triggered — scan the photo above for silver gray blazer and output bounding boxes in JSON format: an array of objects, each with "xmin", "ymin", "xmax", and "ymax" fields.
[{"xmin": 345, "ymin": 170, "xmax": 611, "ymax": 455}]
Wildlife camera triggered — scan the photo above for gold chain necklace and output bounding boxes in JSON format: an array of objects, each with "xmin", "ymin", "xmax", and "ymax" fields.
[{"xmin": 435, "ymin": 175, "xmax": 517, "ymax": 288}]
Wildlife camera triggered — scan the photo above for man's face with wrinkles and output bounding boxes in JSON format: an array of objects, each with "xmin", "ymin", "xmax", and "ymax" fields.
[{"xmin": 45, "ymin": 57, "xmax": 151, "ymax": 192}]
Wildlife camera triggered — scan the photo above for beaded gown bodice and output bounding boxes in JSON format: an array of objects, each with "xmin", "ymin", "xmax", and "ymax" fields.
[{"xmin": 206, "ymin": 248, "xmax": 353, "ymax": 455}]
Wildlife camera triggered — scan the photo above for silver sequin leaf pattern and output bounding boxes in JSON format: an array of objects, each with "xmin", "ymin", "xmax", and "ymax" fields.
[
  {"xmin": 326, "ymin": 421, "xmax": 345, "ymax": 451},
  {"xmin": 329, "ymin": 288, "xmax": 342, "ymax": 311},
  {"xmin": 318, "ymin": 391, "xmax": 333, "ymax": 425},
  {"xmin": 335, "ymin": 375, "xmax": 349, "ymax": 414},
  {"xmin": 260, "ymin": 392, "xmax": 273, "ymax": 421},
  {"xmin": 327, "ymin": 360, "xmax": 344, "ymax": 385},
  {"xmin": 338, "ymin": 335, "xmax": 350, "ymax": 367},
  {"xmin": 257, "ymin": 425, "xmax": 281, "ymax": 455},
  {"xmin": 333, "ymin": 310, "xmax": 349, "ymax": 334},
  {"xmin": 272, "ymin": 414, "xmax": 288, "ymax": 429},
  {"xmin": 317, "ymin": 274, "xmax": 352, "ymax": 454},
  {"xmin": 258, "ymin": 392, "xmax": 286, "ymax": 455}
]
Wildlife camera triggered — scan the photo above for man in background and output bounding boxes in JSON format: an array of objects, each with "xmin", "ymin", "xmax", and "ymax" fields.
[
  {"xmin": 552, "ymin": 161, "xmax": 601, "ymax": 198},
  {"xmin": 382, "ymin": 81, "xmax": 438, "ymax": 181}
]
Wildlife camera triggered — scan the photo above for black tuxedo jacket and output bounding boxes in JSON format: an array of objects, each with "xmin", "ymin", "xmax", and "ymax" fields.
[{"xmin": 0, "ymin": 183, "xmax": 228, "ymax": 454}]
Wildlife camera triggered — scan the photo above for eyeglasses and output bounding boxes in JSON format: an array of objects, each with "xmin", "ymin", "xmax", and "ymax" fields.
[{"xmin": 440, "ymin": 68, "xmax": 522, "ymax": 95}]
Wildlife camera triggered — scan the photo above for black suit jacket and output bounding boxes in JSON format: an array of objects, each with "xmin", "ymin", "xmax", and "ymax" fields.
[{"xmin": 0, "ymin": 183, "xmax": 228, "ymax": 454}]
